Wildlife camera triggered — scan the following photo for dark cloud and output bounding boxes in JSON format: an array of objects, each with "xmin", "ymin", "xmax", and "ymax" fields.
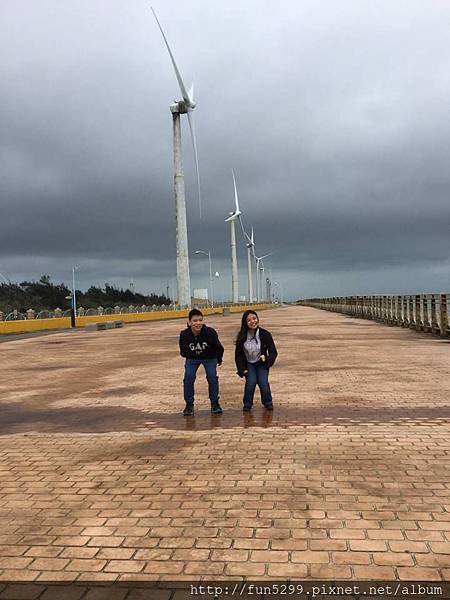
[{"xmin": 1, "ymin": 0, "xmax": 449, "ymax": 300}]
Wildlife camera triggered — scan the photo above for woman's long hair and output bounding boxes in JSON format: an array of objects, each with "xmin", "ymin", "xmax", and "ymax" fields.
[{"xmin": 235, "ymin": 310, "xmax": 259, "ymax": 345}]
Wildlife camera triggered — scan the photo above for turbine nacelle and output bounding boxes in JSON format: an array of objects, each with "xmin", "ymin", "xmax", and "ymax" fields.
[
  {"xmin": 225, "ymin": 210, "xmax": 241, "ymax": 223},
  {"xmin": 170, "ymin": 100, "xmax": 196, "ymax": 114}
]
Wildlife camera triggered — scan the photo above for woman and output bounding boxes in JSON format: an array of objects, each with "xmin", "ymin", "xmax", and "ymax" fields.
[{"xmin": 235, "ymin": 310, "xmax": 278, "ymax": 411}]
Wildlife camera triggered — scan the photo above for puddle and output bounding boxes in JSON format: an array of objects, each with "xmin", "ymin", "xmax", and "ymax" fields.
[{"xmin": 0, "ymin": 402, "xmax": 449, "ymax": 435}]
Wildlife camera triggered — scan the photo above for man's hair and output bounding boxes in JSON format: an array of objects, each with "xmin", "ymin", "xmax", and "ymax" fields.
[{"xmin": 188, "ymin": 308, "xmax": 203, "ymax": 321}]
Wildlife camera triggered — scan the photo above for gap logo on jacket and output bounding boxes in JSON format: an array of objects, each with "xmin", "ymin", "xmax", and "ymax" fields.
[{"xmin": 179, "ymin": 325, "xmax": 224, "ymax": 362}]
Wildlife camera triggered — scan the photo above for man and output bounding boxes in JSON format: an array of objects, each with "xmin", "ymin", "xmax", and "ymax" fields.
[{"xmin": 179, "ymin": 308, "xmax": 224, "ymax": 416}]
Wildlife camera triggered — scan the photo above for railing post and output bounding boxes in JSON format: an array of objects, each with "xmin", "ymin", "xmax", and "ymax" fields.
[
  {"xmin": 408, "ymin": 296, "xmax": 414, "ymax": 328},
  {"xmin": 387, "ymin": 296, "xmax": 392, "ymax": 325},
  {"xmin": 394, "ymin": 296, "xmax": 402, "ymax": 327},
  {"xmin": 415, "ymin": 294, "xmax": 422, "ymax": 331},
  {"xmin": 382, "ymin": 296, "xmax": 387, "ymax": 322},
  {"xmin": 400, "ymin": 296, "xmax": 406, "ymax": 326},
  {"xmin": 422, "ymin": 295, "xmax": 430, "ymax": 333},
  {"xmin": 439, "ymin": 294, "xmax": 449, "ymax": 337},
  {"xmin": 430, "ymin": 295, "xmax": 439, "ymax": 334}
]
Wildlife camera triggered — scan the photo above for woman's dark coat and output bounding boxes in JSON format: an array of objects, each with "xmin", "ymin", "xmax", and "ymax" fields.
[{"xmin": 234, "ymin": 327, "xmax": 278, "ymax": 377}]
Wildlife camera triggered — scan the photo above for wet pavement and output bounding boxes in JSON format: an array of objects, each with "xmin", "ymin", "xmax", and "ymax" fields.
[{"xmin": 0, "ymin": 305, "xmax": 449, "ymax": 581}]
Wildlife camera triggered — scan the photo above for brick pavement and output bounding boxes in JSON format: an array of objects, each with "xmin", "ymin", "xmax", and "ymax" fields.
[{"xmin": 0, "ymin": 306, "xmax": 449, "ymax": 582}]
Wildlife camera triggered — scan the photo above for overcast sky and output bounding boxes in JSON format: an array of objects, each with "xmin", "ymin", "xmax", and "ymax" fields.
[{"xmin": 1, "ymin": 0, "xmax": 449, "ymax": 301}]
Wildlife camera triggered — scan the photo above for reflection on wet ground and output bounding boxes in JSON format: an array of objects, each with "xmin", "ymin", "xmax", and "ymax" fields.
[{"xmin": 1, "ymin": 401, "xmax": 449, "ymax": 435}]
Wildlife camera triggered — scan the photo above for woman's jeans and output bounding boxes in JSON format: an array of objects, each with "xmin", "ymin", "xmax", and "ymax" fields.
[
  {"xmin": 243, "ymin": 362, "xmax": 273, "ymax": 408},
  {"xmin": 184, "ymin": 358, "xmax": 219, "ymax": 406}
]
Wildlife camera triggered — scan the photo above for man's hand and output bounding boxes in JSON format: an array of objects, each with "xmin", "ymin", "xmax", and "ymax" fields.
[
  {"xmin": 218, "ymin": 361, "xmax": 222, "ymax": 367},
  {"xmin": 243, "ymin": 369, "xmax": 248, "ymax": 375}
]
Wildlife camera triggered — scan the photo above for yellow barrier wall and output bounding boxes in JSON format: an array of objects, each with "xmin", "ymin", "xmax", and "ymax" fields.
[
  {"xmin": 0, "ymin": 304, "xmax": 273, "ymax": 335},
  {"xmin": 0, "ymin": 317, "xmax": 71, "ymax": 335}
]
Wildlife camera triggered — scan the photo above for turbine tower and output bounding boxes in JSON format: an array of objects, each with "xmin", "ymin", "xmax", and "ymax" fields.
[
  {"xmin": 152, "ymin": 8, "xmax": 202, "ymax": 307},
  {"xmin": 246, "ymin": 227, "xmax": 255, "ymax": 303},
  {"xmin": 225, "ymin": 170, "xmax": 243, "ymax": 304}
]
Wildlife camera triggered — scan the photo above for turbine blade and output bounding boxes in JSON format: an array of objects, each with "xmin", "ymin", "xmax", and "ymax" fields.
[
  {"xmin": 238, "ymin": 214, "xmax": 251, "ymax": 243},
  {"xmin": 251, "ymin": 227, "xmax": 254, "ymax": 245},
  {"xmin": 151, "ymin": 7, "xmax": 191, "ymax": 105},
  {"xmin": 187, "ymin": 109, "xmax": 202, "ymax": 218},
  {"xmin": 231, "ymin": 170, "xmax": 250, "ymax": 243},
  {"xmin": 188, "ymin": 82, "xmax": 194, "ymax": 102},
  {"xmin": 231, "ymin": 169, "xmax": 240, "ymax": 214}
]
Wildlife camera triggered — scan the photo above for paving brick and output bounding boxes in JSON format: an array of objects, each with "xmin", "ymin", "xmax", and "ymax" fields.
[
  {"xmin": 332, "ymin": 551, "xmax": 371, "ymax": 565},
  {"xmin": 280, "ymin": 551, "xmax": 320, "ymax": 570},
  {"xmin": 66, "ymin": 559, "xmax": 107, "ymax": 572},
  {"xmin": 271, "ymin": 539, "xmax": 308, "ymax": 550},
  {"xmin": 372, "ymin": 552, "xmax": 414, "ymax": 566},
  {"xmin": 60, "ymin": 547, "xmax": 99, "ymax": 559},
  {"xmin": 397, "ymin": 566, "xmax": 442, "ymax": 580},
  {"xmin": 28, "ymin": 558, "xmax": 69, "ymax": 571},
  {"xmin": 310, "ymin": 564, "xmax": 352, "ymax": 579},
  {"xmin": 250, "ymin": 550, "xmax": 288, "ymax": 563},
  {"xmin": 184, "ymin": 561, "xmax": 225, "ymax": 575},
  {"xmin": 414, "ymin": 553, "xmax": 450, "ymax": 567},
  {"xmin": 267, "ymin": 563, "xmax": 307, "ymax": 577},
  {"xmin": 349, "ymin": 540, "xmax": 387, "ymax": 552},
  {"xmin": 0, "ymin": 558, "xmax": 33, "ymax": 569},
  {"xmin": 96, "ymin": 548, "xmax": 135, "ymax": 560},
  {"xmin": 143, "ymin": 561, "xmax": 184, "ymax": 574},
  {"xmin": 234, "ymin": 538, "xmax": 269, "ymax": 550},
  {"xmin": 389, "ymin": 540, "xmax": 429, "ymax": 553},
  {"xmin": 353, "ymin": 565, "xmax": 396, "ymax": 579},
  {"xmin": 329, "ymin": 529, "xmax": 366, "ymax": 540},
  {"xmin": 210, "ymin": 549, "xmax": 248, "ymax": 562},
  {"xmin": 23, "ymin": 547, "xmax": 62, "ymax": 558},
  {"xmin": 104, "ymin": 560, "xmax": 145, "ymax": 573}
]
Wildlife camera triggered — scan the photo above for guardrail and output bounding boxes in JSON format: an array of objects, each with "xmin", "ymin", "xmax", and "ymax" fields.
[
  {"xmin": 0, "ymin": 303, "xmax": 274, "ymax": 335},
  {"xmin": 299, "ymin": 294, "xmax": 449, "ymax": 337}
]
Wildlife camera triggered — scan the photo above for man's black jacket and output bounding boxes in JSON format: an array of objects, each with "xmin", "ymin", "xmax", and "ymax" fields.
[
  {"xmin": 235, "ymin": 327, "xmax": 278, "ymax": 377},
  {"xmin": 179, "ymin": 325, "xmax": 224, "ymax": 362}
]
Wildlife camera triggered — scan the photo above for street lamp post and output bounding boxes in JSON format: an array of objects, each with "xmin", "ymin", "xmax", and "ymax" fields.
[
  {"xmin": 71, "ymin": 266, "xmax": 79, "ymax": 328},
  {"xmin": 195, "ymin": 249, "xmax": 214, "ymax": 307}
]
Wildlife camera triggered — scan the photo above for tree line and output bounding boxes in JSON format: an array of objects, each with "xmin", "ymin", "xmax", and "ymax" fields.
[{"xmin": 0, "ymin": 275, "xmax": 170, "ymax": 314}]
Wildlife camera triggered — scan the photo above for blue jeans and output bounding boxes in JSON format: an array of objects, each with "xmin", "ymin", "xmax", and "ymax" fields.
[
  {"xmin": 184, "ymin": 358, "xmax": 219, "ymax": 406},
  {"xmin": 243, "ymin": 362, "xmax": 273, "ymax": 408}
]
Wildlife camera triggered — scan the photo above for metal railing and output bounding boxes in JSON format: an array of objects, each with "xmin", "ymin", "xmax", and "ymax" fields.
[
  {"xmin": 0, "ymin": 301, "xmax": 272, "ymax": 322},
  {"xmin": 299, "ymin": 294, "xmax": 449, "ymax": 337}
]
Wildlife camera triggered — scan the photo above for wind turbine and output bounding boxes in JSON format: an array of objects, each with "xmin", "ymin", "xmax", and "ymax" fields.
[
  {"xmin": 225, "ymin": 170, "xmax": 244, "ymax": 304},
  {"xmin": 254, "ymin": 252, "xmax": 272, "ymax": 302},
  {"xmin": 151, "ymin": 7, "xmax": 202, "ymax": 307}
]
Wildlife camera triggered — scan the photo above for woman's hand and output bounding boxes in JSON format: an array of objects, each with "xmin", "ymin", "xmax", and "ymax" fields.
[
  {"xmin": 243, "ymin": 370, "xmax": 248, "ymax": 375},
  {"xmin": 260, "ymin": 355, "xmax": 266, "ymax": 362}
]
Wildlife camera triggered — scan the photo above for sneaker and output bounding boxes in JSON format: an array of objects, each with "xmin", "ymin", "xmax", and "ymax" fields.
[
  {"xmin": 211, "ymin": 404, "xmax": 223, "ymax": 415},
  {"xmin": 264, "ymin": 404, "xmax": 274, "ymax": 411},
  {"xmin": 183, "ymin": 405, "xmax": 194, "ymax": 416},
  {"xmin": 243, "ymin": 405, "xmax": 252, "ymax": 412}
]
